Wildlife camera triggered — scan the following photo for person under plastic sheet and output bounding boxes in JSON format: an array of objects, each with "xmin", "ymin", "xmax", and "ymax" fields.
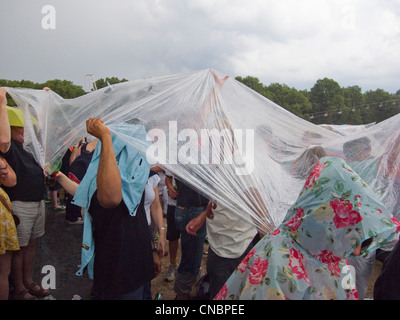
[
  {"xmin": 343, "ymin": 134, "xmax": 400, "ymax": 299},
  {"xmin": 290, "ymin": 146, "xmax": 328, "ymax": 180},
  {"xmin": 168, "ymin": 175, "xmax": 209, "ymax": 300},
  {"xmin": 215, "ymin": 157, "xmax": 400, "ymax": 300},
  {"xmin": 54, "ymin": 118, "xmax": 161, "ymax": 300},
  {"xmin": 0, "ymin": 88, "xmax": 50, "ymax": 300},
  {"xmin": 185, "ymin": 200, "xmax": 260, "ymax": 300},
  {"xmin": 374, "ymin": 239, "xmax": 400, "ymax": 300}
]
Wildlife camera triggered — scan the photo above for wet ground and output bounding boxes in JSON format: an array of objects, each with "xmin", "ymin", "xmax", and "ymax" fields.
[
  {"xmin": 33, "ymin": 205, "xmax": 92, "ymax": 300},
  {"xmin": 33, "ymin": 204, "xmax": 208, "ymax": 300},
  {"xmin": 33, "ymin": 204, "xmax": 381, "ymax": 300}
]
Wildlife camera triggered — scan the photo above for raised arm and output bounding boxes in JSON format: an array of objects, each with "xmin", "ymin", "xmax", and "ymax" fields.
[
  {"xmin": 54, "ymin": 171, "xmax": 79, "ymax": 196},
  {"xmin": 86, "ymin": 118, "xmax": 122, "ymax": 208},
  {"xmin": 0, "ymin": 88, "xmax": 11, "ymax": 154}
]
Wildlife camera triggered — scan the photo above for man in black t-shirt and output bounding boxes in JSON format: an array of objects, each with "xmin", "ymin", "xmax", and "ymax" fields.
[
  {"xmin": 0, "ymin": 88, "xmax": 49, "ymax": 300},
  {"xmin": 55, "ymin": 117, "xmax": 161, "ymax": 299},
  {"xmin": 89, "ymin": 190, "xmax": 155, "ymax": 299}
]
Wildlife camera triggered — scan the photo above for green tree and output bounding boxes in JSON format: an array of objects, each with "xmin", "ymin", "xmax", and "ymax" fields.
[
  {"xmin": 0, "ymin": 79, "xmax": 42, "ymax": 105},
  {"xmin": 42, "ymin": 79, "xmax": 85, "ymax": 98},
  {"xmin": 363, "ymin": 89, "xmax": 397, "ymax": 123},
  {"xmin": 235, "ymin": 76, "xmax": 269, "ymax": 98},
  {"xmin": 309, "ymin": 78, "xmax": 346, "ymax": 124},
  {"xmin": 95, "ymin": 77, "xmax": 128, "ymax": 90},
  {"xmin": 265, "ymin": 83, "xmax": 312, "ymax": 117},
  {"xmin": 342, "ymin": 86, "xmax": 365, "ymax": 125}
]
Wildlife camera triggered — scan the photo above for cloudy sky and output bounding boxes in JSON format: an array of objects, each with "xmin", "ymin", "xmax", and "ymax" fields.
[{"xmin": 1, "ymin": 0, "xmax": 399, "ymax": 93}]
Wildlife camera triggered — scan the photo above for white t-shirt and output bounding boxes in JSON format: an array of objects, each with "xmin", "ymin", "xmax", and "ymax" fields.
[
  {"xmin": 206, "ymin": 202, "xmax": 257, "ymax": 259},
  {"xmin": 157, "ymin": 171, "xmax": 166, "ymax": 192},
  {"xmin": 165, "ymin": 169, "xmax": 177, "ymax": 207},
  {"xmin": 144, "ymin": 173, "xmax": 160, "ymax": 225}
]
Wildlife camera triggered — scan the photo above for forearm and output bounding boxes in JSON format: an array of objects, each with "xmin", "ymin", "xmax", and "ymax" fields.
[
  {"xmin": 69, "ymin": 147, "xmax": 81, "ymax": 165},
  {"xmin": 150, "ymin": 191, "xmax": 164, "ymax": 231},
  {"xmin": 165, "ymin": 175, "xmax": 173, "ymax": 189},
  {"xmin": 0, "ymin": 157, "xmax": 16, "ymax": 187},
  {"xmin": 0, "ymin": 94, "xmax": 11, "ymax": 153},
  {"xmin": 186, "ymin": 210, "xmax": 207, "ymax": 236},
  {"xmin": 96, "ymin": 134, "xmax": 122, "ymax": 208},
  {"xmin": 56, "ymin": 172, "xmax": 79, "ymax": 196},
  {"xmin": 197, "ymin": 210, "xmax": 207, "ymax": 225}
]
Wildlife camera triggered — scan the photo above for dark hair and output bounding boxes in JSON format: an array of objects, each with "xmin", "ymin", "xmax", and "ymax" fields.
[
  {"xmin": 361, "ymin": 237, "xmax": 374, "ymax": 253},
  {"xmin": 343, "ymin": 137, "xmax": 371, "ymax": 161}
]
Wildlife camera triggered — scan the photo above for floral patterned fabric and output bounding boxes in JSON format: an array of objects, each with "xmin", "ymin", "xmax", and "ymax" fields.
[
  {"xmin": 0, "ymin": 187, "xmax": 19, "ymax": 255},
  {"xmin": 215, "ymin": 157, "xmax": 400, "ymax": 300}
]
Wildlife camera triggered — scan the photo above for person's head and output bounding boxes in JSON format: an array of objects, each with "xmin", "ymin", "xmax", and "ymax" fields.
[
  {"xmin": 283, "ymin": 156, "xmax": 398, "ymax": 260},
  {"xmin": 7, "ymin": 105, "xmax": 25, "ymax": 144},
  {"xmin": 293, "ymin": 146, "xmax": 328, "ymax": 179},
  {"xmin": 10, "ymin": 126, "xmax": 24, "ymax": 144},
  {"xmin": 301, "ymin": 130, "xmax": 323, "ymax": 145},
  {"xmin": 343, "ymin": 136, "xmax": 371, "ymax": 162}
]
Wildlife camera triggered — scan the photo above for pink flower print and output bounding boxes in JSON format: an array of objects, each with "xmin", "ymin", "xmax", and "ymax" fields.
[
  {"xmin": 237, "ymin": 249, "xmax": 255, "ymax": 273},
  {"xmin": 354, "ymin": 195, "xmax": 362, "ymax": 208},
  {"xmin": 214, "ymin": 284, "xmax": 228, "ymax": 300},
  {"xmin": 286, "ymin": 208, "xmax": 305, "ymax": 231},
  {"xmin": 248, "ymin": 257, "xmax": 269, "ymax": 285},
  {"xmin": 315, "ymin": 250, "xmax": 342, "ymax": 277},
  {"xmin": 330, "ymin": 199, "xmax": 362, "ymax": 229},
  {"xmin": 347, "ymin": 288, "xmax": 359, "ymax": 300},
  {"xmin": 289, "ymin": 248, "xmax": 311, "ymax": 284},
  {"xmin": 304, "ymin": 161, "xmax": 326, "ymax": 189},
  {"xmin": 272, "ymin": 229, "xmax": 281, "ymax": 236},
  {"xmin": 392, "ymin": 216, "xmax": 400, "ymax": 232}
]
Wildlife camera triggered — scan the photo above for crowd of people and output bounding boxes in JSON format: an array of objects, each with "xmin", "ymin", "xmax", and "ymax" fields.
[{"xmin": 0, "ymin": 85, "xmax": 399, "ymax": 300}]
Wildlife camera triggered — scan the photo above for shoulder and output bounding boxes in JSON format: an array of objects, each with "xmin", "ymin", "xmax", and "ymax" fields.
[
  {"xmin": 149, "ymin": 170, "xmax": 159, "ymax": 178},
  {"xmin": 148, "ymin": 170, "xmax": 160, "ymax": 186}
]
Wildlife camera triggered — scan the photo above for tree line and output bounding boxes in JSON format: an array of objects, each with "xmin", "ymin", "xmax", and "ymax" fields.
[
  {"xmin": 236, "ymin": 76, "xmax": 400, "ymax": 125},
  {"xmin": 0, "ymin": 77, "xmax": 127, "ymax": 107},
  {"xmin": 1, "ymin": 75, "xmax": 399, "ymax": 125}
]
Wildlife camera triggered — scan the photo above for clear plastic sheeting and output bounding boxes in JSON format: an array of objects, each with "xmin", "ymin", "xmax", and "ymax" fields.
[
  {"xmin": 4, "ymin": 69, "xmax": 400, "ymax": 233},
  {"xmin": 320, "ymin": 123, "xmax": 376, "ymax": 136}
]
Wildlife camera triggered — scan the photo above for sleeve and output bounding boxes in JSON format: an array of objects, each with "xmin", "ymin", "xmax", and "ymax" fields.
[{"xmin": 148, "ymin": 173, "xmax": 160, "ymax": 189}]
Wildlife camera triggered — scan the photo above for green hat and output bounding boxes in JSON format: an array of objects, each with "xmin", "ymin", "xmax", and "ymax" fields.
[
  {"xmin": 7, "ymin": 106, "xmax": 24, "ymax": 127},
  {"xmin": 6, "ymin": 106, "xmax": 38, "ymax": 127}
]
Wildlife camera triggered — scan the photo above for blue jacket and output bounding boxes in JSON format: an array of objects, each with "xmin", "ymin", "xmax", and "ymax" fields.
[{"xmin": 73, "ymin": 123, "xmax": 150, "ymax": 279}]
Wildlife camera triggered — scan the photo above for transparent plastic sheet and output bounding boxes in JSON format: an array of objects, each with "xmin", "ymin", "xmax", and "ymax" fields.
[
  {"xmin": 5, "ymin": 69, "xmax": 400, "ymax": 233},
  {"xmin": 319, "ymin": 123, "xmax": 376, "ymax": 136}
]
